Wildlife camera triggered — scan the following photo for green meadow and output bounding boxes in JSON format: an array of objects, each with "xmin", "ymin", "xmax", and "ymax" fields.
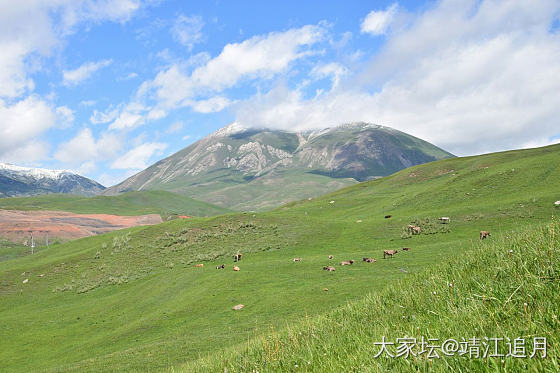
[
  {"xmin": 0, "ymin": 190, "xmax": 231, "ymax": 218},
  {"xmin": 1, "ymin": 144, "xmax": 559, "ymax": 372}
]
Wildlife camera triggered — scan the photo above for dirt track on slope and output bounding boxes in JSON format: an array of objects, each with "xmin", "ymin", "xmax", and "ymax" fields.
[{"xmin": 0, "ymin": 210, "xmax": 162, "ymax": 244}]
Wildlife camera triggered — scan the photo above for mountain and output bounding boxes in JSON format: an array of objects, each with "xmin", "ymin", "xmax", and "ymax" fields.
[
  {"xmin": 104, "ymin": 122, "xmax": 454, "ymax": 210},
  {"xmin": 0, "ymin": 163, "xmax": 105, "ymax": 197}
]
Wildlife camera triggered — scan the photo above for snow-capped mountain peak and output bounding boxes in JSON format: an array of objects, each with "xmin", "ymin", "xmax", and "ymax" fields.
[
  {"xmin": 0, "ymin": 163, "xmax": 72, "ymax": 180},
  {"xmin": 0, "ymin": 163, "xmax": 105, "ymax": 197}
]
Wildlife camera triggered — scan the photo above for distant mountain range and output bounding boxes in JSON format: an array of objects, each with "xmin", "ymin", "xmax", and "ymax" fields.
[
  {"xmin": 105, "ymin": 122, "xmax": 454, "ymax": 210},
  {"xmin": 0, "ymin": 163, "xmax": 105, "ymax": 197}
]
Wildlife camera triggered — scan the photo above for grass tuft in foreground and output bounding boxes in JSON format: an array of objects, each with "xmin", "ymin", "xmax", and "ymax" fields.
[{"xmin": 184, "ymin": 220, "xmax": 560, "ymax": 372}]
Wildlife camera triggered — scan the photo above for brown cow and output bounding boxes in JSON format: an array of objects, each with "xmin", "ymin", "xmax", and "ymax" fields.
[
  {"xmin": 194, "ymin": 263, "xmax": 204, "ymax": 268},
  {"xmin": 383, "ymin": 250, "xmax": 398, "ymax": 259},
  {"xmin": 323, "ymin": 266, "xmax": 336, "ymax": 272},
  {"xmin": 362, "ymin": 257, "xmax": 376, "ymax": 263},
  {"xmin": 402, "ymin": 247, "xmax": 411, "ymax": 251},
  {"xmin": 340, "ymin": 260, "xmax": 354, "ymax": 266},
  {"xmin": 480, "ymin": 231, "xmax": 491, "ymax": 239},
  {"xmin": 233, "ymin": 265, "xmax": 240, "ymax": 271},
  {"xmin": 216, "ymin": 264, "xmax": 225, "ymax": 269},
  {"xmin": 293, "ymin": 257, "xmax": 302, "ymax": 262},
  {"xmin": 234, "ymin": 253, "xmax": 243, "ymax": 262},
  {"xmin": 408, "ymin": 225, "xmax": 421, "ymax": 235}
]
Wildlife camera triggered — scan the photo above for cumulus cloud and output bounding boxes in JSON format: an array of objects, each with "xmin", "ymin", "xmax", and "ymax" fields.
[
  {"xmin": 111, "ymin": 142, "xmax": 168, "ymax": 170},
  {"xmin": 54, "ymin": 128, "xmax": 122, "ymax": 164},
  {"xmin": 0, "ymin": 140, "xmax": 50, "ymax": 166},
  {"xmin": 171, "ymin": 14, "xmax": 204, "ymax": 50},
  {"xmin": 0, "ymin": 1, "xmax": 143, "ymax": 99},
  {"xmin": 109, "ymin": 110, "xmax": 145, "ymax": 130},
  {"xmin": 0, "ymin": 0, "xmax": 144, "ymax": 170},
  {"xmin": 361, "ymin": 3, "xmax": 398, "ymax": 35},
  {"xmin": 0, "ymin": 2, "xmax": 57, "ymax": 98},
  {"xmin": 0, "ymin": 96, "xmax": 55, "ymax": 162},
  {"xmin": 101, "ymin": 23, "xmax": 326, "ymax": 133},
  {"xmin": 189, "ymin": 24, "xmax": 325, "ymax": 91},
  {"xmin": 236, "ymin": 0, "xmax": 560, "ymax": 156},
  {"xmin": 137, "ymin": 23, "xmax": 326, "ymax": 116},
  {"xmin": 62, "ymin": 59, "xmax": 112, "ymax": 86}
]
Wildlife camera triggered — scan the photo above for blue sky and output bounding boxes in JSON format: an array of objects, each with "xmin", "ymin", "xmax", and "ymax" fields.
[{"xmin": 1, "ymin": 0, "xmax": 559, "ymax": 186}]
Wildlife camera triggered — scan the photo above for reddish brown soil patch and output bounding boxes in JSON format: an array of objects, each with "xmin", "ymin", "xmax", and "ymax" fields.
[{"xmin": 0, "ymin": 210, "xmax": 162, "ymax": 244}]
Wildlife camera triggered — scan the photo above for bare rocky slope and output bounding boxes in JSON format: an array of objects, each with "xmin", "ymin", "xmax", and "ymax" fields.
[{"xmin": 104, "ymin": 122, "xmax": 454, "ymax": 210}]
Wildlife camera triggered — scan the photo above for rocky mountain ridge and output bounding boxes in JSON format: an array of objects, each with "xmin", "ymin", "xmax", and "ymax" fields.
[{"xmin": 105, "ymin": 122, "xmax": 454, "ymax": 210}]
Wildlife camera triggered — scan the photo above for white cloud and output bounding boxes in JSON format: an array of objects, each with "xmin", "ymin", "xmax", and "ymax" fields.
[
  {"xmin": 111, "ymin": 142, "xmax": 167, "ymax": 170},
  {"xmin": 138, "ymin": 23, "xmax": 326, "ymax": 116},
  {"xmin": 90, "ymin": 105, "xmax": 122, "ymax": 124},
  {"xmin": 0, "ymin": 1, "xmax": 143, "ymax": 99},
  {"xmin": 54, "ymin": 128, "xmax": 121, "ymax": 164},
  {"xmin": 109, "ymin": 111, "xmax": 145, "ymax": 130},
  {"xmin": 0, "ymin": 96, "xmax": 55, "ymax": 162},
  {"xmin": 0, "ymin": 140, "xmax": 50, "ymax": 166},
  {"xmin": 0, "ymin": 0, "xmax": 145, "ymax": 170},
  {"xmin": 62, "ymin": 59, "xmax": 112, "ymax": 86},
  {"xmin": 236, "ymin": 0, "xmax": 560, "ymax": 156},
  {"xmin": 59, "ymin": 0, "xmax": 143, "ymax": 31},
  {"xmin": 190, "ymin": 96, "xmax": 231, "ymax": 113},
  {"xmin": 311, "ymin": 63, "xmax": 348, "ymax": 89},
  {"xmin": 55, "ymin": 106, "xmax": 75, "ymax": 128},
  {"xmin": 74, "ymin": 161, "xmax": 97, "ymax": 175},
  {"xmin": 0, "ymin": 43, "xmax": 36, "ymax": 98},
  {"xmin": 124, "ymin": 72, "xmax": 139, "ymax": 80},
  {"xmin": 104, "ymin": 23, "xmax": 326, "ymax": 133},
  {"xmin": 190, "ymin": 24, "xmax": 325, "ymax": 91},
  {"xmin": 171, "ymin": 14, "xmax": 204, "ymax": 50},
  {"xmin": 0, "ymin": 3, "xmax": 57, "ymax": 98},
  {"xmin": 361, "ymin": 3, "xmax": 398, "ymax": 35}
]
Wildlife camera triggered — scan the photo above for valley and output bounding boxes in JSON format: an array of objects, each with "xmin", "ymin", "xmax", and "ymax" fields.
[{"xmin": 0, "ymin": 143, "xmax": 558, "ymax": 372}]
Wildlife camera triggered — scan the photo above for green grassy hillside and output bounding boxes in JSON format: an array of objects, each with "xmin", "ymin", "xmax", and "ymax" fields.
[
  {"xmin": 0, "ymin": 190, "xmax": 231, "ymax": 217},
  {"xmin": 0, "ymin": 144, "xmax": 558, "ymax": 372},
  {"xmin": 0, "ymin": 240, "xmax": 30, "ymax": 262},
  {"xmin": 187, "ymin": 220, "xmax": 560, "ymax": 372}
]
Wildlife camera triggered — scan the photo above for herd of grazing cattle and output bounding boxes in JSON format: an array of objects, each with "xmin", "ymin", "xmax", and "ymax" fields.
[{"xmin": 191, "ymin": 216, "xmax": 492, "ymax": 276}]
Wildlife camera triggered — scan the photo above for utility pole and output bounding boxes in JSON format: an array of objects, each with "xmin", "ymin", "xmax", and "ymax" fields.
[
  {"xmin": 30, "ymin": 232, "xmax": 35, "ymax": 254},
  {"xmin": 46, "ymin": 232, "xmax": 49, "ymax": 247}
]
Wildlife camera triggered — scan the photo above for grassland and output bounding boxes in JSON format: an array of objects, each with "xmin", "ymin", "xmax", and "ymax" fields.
[
  {"xmin": 187, "ymin": 220, "xmax": 560, "ymax": 372},
  {"xmin": 0, "ymin": 190, "xmax": 231, "ymax": 217},
  {"xmin": 0, "ymin": 240, "xmax": 33, "ymax": 262},
  {"xmin": 0, "ymin": 144, "xmax": 559, "ymax": 372}
]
